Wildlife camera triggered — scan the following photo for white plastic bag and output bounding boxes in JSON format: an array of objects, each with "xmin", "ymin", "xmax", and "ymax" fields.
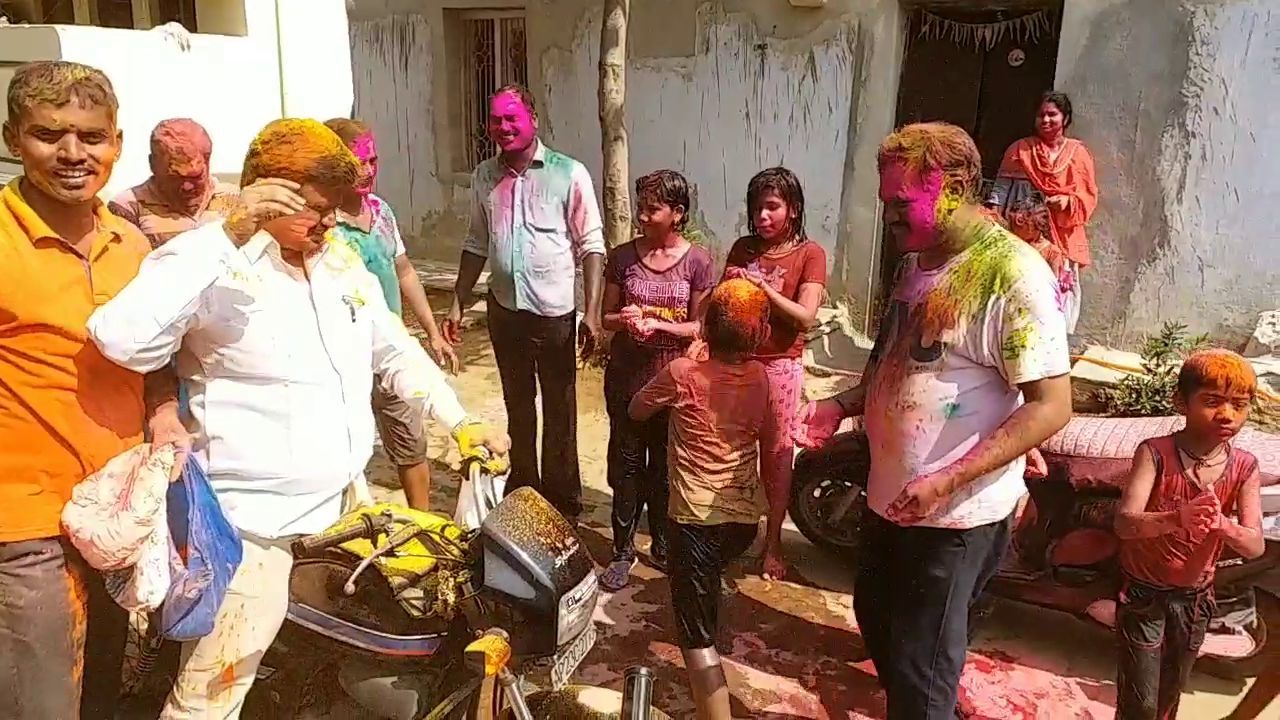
[
  {"xmin": 102, "ymin": 511, "xmax": 171, "ymax": 611},
  {"xmin": 61, "ymin": 443, "xmax": 177, "ymax": 571},
  {"xmin": 453, "ymin": 466, "xmax": 506, "ymax": 531}
]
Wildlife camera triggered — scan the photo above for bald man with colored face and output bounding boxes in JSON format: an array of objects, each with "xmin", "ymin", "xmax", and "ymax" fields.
[{"xmin": 109, "ymin": 117, "xmax": 238, "ymax": 248}]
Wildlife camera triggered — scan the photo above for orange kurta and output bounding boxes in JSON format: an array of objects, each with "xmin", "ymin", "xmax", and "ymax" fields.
[
  {"xmin": 0, "ymin": 180, "xmax": 151, "ymax": 543},
  {"xmin": 998, "ymin": 137, "xmax": 1099, "ymax": 267}
]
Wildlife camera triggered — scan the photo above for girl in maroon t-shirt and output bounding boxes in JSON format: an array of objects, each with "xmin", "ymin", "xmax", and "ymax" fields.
[
  {"xmin": 722, "ymin": 167, "xmax": 826, "ymax": 580},
  {"xmin": 599, "ymin": 170, "xmax": 715, "ymax": 591}
]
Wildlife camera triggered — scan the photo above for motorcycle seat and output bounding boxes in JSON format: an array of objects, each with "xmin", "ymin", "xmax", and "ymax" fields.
[{"xmin": 1039, "ymin": 416, "xmax": 1280, "ymax": 491}]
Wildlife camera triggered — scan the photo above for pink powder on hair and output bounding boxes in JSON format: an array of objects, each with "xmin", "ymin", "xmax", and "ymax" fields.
[{"xmin": 349, "ymin": 132, "xmax": 377, "ymax": 196}]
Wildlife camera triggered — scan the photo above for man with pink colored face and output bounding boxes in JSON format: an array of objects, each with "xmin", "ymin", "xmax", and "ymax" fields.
[
  {"xmin": 794, "ymin": 122, "xmax": 1072, "ymax": 720},
  {"xmin": 444, "ymin": 84, "xmax": 605, "ymax": 523},
  {"xmin": 110, "ymin": 118, "xmax": 238, "ymax": 248}
]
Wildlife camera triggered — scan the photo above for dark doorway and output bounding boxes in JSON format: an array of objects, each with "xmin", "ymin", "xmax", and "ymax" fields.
[{"xmin": 875, "ymin": 2, "xmax": 1065, "ymax": 313}]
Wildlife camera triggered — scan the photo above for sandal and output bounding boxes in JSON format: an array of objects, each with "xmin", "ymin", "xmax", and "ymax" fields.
[{"xmin": 599, "ymin": 558, "xmax": 637, "ymax": 592}]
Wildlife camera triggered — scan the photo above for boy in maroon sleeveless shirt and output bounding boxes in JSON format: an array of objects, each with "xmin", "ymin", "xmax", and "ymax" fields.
[{"xmin": 1114, "ymin": 349, "xmax": 1265, "ymax": 719}]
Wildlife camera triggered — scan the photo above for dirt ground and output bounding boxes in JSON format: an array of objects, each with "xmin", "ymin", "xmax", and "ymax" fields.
[{"xmin": 351, "ymin": 295, "xmax": 1268, "ymax": 720}]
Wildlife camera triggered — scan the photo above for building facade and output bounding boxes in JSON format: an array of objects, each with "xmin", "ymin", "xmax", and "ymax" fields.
[{"xmin": 349, "ymin": 0, "xmax": 1278, "ymax": 348}]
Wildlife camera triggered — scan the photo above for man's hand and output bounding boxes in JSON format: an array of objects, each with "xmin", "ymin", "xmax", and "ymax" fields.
[
  {"xmin": 442, "ymin": 299, "xmax": 465, "ymax": 345},
  {"xmin": 149, "ymin": 401, "xmax": 192, "ymax": 481},
  {"xmin": 1046, "ymin": 195, "xmax": 1071, "ymax": 213},
  {"xmin": 224, "ymin": 178, "xmax": 306, "ymax": 245},
  {"xmin": 887, "ymin": 471, "xmax": 953, "ymax": 525},
  {"xmin": 426, "ymin": 335, "xmax": 460, "ymax": 374},
  {"xmin": 793, "ymin": 399, "xmax": 845, "ymax": 449},
  {"xmin": 1180, "ymin": 490, "xmax": 1221, "ymax": 540},
  {"xmin": 454, "ymin": 422, "xmax": 512, "ymax": 475},
  {"xmin": 578, "ymin": 313, "xmax": 603, "ymax": 360}
]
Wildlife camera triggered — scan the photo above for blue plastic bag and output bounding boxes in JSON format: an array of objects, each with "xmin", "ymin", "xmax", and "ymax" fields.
[{"xmin": 160, "ymin": 457, "xmax": 243, "ymax": 642}]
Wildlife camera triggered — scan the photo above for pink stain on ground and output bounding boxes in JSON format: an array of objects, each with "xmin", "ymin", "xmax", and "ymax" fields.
[{"xmin": 572, "ymin": 530, "xmax": 1114, "ymax": 719}]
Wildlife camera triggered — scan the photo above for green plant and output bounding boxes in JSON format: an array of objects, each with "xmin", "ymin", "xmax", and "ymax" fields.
[{"xmin": 1098, "ymin": 321, "xmax": 1209, "ymax": 417}]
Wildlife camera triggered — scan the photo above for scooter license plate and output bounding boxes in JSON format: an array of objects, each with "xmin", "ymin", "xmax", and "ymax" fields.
[{"xmin": 550, "ymin": 621, "xmax": 597, "ymax": 690}]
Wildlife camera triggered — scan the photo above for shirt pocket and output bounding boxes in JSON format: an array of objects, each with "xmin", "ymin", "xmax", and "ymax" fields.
[
  {"xmin": 528, "ymin": 199, "xmax": 567, "ymax": 234},
  {"xmin": 524, "ymin": 201, "xmax": 574, "ymax": 278}
]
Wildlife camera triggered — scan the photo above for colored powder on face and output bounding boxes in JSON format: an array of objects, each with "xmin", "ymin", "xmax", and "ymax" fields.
[
  {"xmin": 880, "ymin": 162, "xmax": 945, "ymax": 252},
  {"xmin": 488, "ymin": 91, "xmax": 536, "ymax": 153},
  {"xmin": 1180, "ymin": 348, "xmax": 1257, "ymax": 398},
  {"xmin": 241, "ymin": 118, "xmax": 360, "ymax": 191},
  {"xmin": 349, "ymin": 132, "xmax": 377, "ymax": 195}
]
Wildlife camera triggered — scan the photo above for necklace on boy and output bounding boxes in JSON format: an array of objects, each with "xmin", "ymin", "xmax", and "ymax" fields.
[{"xmin": 1176, "ymin": 442, "xmax": 1228, "ymax": 488}]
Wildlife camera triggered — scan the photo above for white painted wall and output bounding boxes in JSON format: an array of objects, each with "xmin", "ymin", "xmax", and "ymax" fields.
[
  {"xmin": 349, "ymin": 10, "xmax": 461, "ymax": 257},
  {"xmin": 0, "ymin": 0, "xmax": 355, "ymax": 198}
]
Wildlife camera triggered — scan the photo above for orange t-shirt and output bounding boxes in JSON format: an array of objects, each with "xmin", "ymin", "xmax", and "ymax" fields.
[{"xmin": 0, "ymin": 179, "xmax": 150, "ymax": 543}]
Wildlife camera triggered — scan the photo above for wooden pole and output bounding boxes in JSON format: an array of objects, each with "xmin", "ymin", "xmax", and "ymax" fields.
[{"xmin": 598, "ymin": 0, "xmax": 631, "ymax": 248}]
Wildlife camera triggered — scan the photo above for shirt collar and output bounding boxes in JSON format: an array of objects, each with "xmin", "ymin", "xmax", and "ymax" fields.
[
  {"xmin": 500, "ymin": 140, "xmax": 547, "ymax": 175},
  {"xmin": 1, "ymin": 178, "xmax": 125, "ymax": 247}
]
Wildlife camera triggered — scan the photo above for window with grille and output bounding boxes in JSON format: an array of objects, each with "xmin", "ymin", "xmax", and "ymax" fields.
[{"xmin": 455, "ymin": 10, "xmax": 528, "ymax": 171}]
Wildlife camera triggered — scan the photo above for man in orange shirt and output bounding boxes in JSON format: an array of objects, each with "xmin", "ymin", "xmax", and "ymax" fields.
[{"xmin": 0, "ymin": 61, "xmax": 187, "ymax": 720}]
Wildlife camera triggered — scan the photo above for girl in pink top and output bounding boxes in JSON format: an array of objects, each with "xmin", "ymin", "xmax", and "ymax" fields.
[{"xmin": 722, "ymin": 168, "xmax": 826, "ymax": 579}]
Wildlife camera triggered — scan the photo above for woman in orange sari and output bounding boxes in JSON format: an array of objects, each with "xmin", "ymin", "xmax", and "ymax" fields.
[{"xmin": 988, "ymin": 91, "xmax": 1098, "ymax": 333}]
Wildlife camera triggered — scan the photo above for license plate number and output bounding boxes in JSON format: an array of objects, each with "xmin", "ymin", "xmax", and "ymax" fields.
[{"xmin": 550, "ymin": 622, "xmax": 597, "ymax": 690}]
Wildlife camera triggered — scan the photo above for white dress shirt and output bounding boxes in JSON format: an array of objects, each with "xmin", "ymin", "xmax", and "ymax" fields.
[
  {"xmin": 462, "ymin": 141, "xmax": 605, "ymax": 317},
  {"xmin": 87, "ymin": 222, "xmax": 468, "ymax": 539}
]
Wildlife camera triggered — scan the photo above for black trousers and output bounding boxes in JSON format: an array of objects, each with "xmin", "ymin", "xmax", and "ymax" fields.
[
  {"xmin": 606, "ymin": 408, "xmax": 670, "ymax": 561},
  {"xmin": 1115, "ymin": 579, "xmax": 1214, "ymax": 720},
  {"xmin": 0, "ymin": 537, "xmax": 128, "ymax": 720},
  {"xmin": 488, "ymin": 299, "xmax": 583, "ymax": 519},
  {"xmin": 854, "ymin": 510, "xmax": 1012, "ymax": 720},
  {"xmin": 670, "ymin": 522, "xmax": 758, "ymax": 650}
]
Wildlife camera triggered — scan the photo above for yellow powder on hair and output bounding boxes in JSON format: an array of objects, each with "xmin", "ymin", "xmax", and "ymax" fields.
[{"xmin": 241, "ymin": 118, "xmax": 360, "ymax": 190}]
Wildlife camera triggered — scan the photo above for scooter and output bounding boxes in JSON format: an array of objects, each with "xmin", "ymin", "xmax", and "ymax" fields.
[
  {"xmin": 123, "ymin": 453, "xmax": 670, "ymax": 719},
  {"xmin": 788, "ymin": 416, "xmax": 1280, "ymax": 674}
]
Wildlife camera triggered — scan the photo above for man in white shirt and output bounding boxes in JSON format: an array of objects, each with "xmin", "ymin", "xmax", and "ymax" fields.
[
  {"xmin": 87, "ymin": 118, "xmax": 509, "ymax": 719},
  {"xmin": 794, "ymin": 123, "xmax": 1072, "ymax": 719},
  {"xmin": 442, "ymin": 84, "xmax": 606, "ymax": 524}
]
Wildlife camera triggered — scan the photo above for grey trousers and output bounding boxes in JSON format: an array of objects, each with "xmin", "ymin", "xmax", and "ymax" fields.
[{"xmin": 0, "ymin": 537, "xmax": 128, "ymax": 720}]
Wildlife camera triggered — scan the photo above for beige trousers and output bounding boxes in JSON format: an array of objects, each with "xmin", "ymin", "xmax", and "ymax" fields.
[{"xmin": 159, "ymin": 533, "xmax": 293, "ymax": 720}]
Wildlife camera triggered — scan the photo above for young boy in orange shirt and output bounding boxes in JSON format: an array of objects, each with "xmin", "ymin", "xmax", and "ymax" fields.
[
  {"xmin": 1114, "ymin": 349, "xmax": 1266, "ymax": 719},
  {"xmin": 629, "ymin": 278, "xmax": 778, "ymax": 720}
]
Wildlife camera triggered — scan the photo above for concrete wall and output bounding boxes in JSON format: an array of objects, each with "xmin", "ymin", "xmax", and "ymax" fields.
[
  {"xmin": 349, "ymin": 0, "xmax": 1278, "ymax": 347},
  {"xmin": 347, "ymin": 0, "xmax": 491, "ymax": 261},
  {"xmin": 0, "ymin": 0, "xmax": 354, "ymax": 197},
  {"xmin": 1057, "ymin": 0, "xmax": 1279, "ymax": 347},
  {"xmin": 349, "ymin": 0, "xmax": 904, "ymax": 282}
]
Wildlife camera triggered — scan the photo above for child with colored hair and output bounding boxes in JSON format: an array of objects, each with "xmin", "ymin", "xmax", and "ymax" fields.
[
  {"xmin": 722, "ymin": 167, "xmax": 826, "ymax": 579},
  {"xmin": 324, "ymin": 117, "xmax": 457, "ymax": 512},
  {"xmin": 630, "ymin": 277, "xmax": 777, "ymax": 720},
  {"xmin": 599, "ymin": 169, "xmax": 715, "ymax": 590},
  {"xmin": 1004, "ymin": 196, "xmax": 1078, "ymax": 328},
  {"xmin": 1115, "ymin": 349, "xmax": 1265, "ymax": 719}
]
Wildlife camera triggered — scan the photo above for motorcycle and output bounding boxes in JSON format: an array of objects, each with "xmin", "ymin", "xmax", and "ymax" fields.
[
  {"xmin": 788, "ymin": 415, "xmax": 1280, "ymax": 674},
  {"xmin": 123, "ymin": 453, "xmax": 670, "ymax": 719}
]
